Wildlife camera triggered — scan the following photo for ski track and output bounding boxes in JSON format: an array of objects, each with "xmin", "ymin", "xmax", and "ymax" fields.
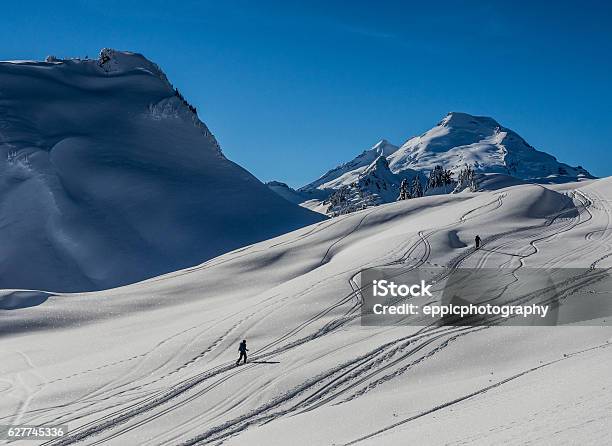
[
  {"xmin": 31, "ymin": 187, "xmax": 612, "ymax": 445},
  {"xmin": 37, "ymin": 195, "xmax": 496, "ymax": 445},
  {"xmin": 183, "ymin": 191, "xmax": 611, "ymax": 445},
  {"xmin": 343, "ymin": 342, "xmax": 612, "ymax": 446},
  {"xmin": 183, "ymin": 188, "xmax": 611, "ymax": 445},
  {"xmin": 37, "ymin": 196, "xmax": 484, "ymax": 445},
  {"xmin": 27, "ymin": 287, "xmax": 303, "ymax": 428},
  {"xmin": 144, "ymin": 196, "xmax": 508, "ymax": 445}
]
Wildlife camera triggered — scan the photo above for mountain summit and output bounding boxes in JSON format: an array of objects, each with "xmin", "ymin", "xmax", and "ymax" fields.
[
  {"xmin": 387, "ymin": 111, "xmax": 591, "ymax": 179},
  {"xmin": 301, "ymin": 139, "xmax": 400, "ymax": 191},
  {"xmin": 0, "ymin": 49, "xmax": 324, "ymax": 292}
]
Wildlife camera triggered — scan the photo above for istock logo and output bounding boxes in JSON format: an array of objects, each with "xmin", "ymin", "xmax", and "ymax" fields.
[
  {"xmin": 372, "ymin": 279, "xmax": 433, "ymax": 297},
  {"xmin": 362, "ymin": 267, "xmax": 612, "ymax": 327}
]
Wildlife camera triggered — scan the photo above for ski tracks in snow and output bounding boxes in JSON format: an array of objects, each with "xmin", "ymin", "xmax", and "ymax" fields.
[
  {"xmin": 37, "ymin": 188, "xmax": 612, "ymax": 445},
  {"xmin": 343, "ymin": 341, "xmax": 612, "ymax": 445}
]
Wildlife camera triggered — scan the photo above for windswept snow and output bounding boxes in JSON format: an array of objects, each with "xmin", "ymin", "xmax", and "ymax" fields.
[
  {"xmin": 1, "ymin": 177, "xmax": 611, "ymax": 445},
  {"xmin": 0, "ymin": 49, "xmax": 324, "ymax": 292}
]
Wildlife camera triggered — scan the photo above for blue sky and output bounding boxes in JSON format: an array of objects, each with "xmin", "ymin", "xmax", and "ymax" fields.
[{"xmin": 3, "ymin": 0, "xmax": 611, "ymax": 186}]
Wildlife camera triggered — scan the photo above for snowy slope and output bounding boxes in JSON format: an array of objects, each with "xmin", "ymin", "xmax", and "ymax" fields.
[
  {"xmin": 265, "ymin": 181, "xmax": 306, "ymax": 204},
  {"xmin": 1, "ymin": 177, "xmax": 611, "ymax": 445},
  {"xmin": 0, "ymin": 49, "xmax": 324, "ymax": 292}
]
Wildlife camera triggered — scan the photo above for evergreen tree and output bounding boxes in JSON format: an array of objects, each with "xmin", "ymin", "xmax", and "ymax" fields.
[
  {"xmin": 427, "ymin": 165, "xmax": 444, "ymax": 190},
  {"xmin": 442, "ymin": 169, "xmax": 453, "ymax": 185},
  {"xmin": 455, "ymin": 164, "xmax": 478, "ymax": 192},
  {"xmin": 411, "ymin": 176, "xmax": 423, "ymax": 197},
  {"xmin": 397, "ymin": 178, "xmax": 411, "ymax": 201},
  {"xmin": 426, "ymin": 165, "xmax": 455, "ymax": 192}
]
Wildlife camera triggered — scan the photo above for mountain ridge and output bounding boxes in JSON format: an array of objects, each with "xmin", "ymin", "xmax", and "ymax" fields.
[
  {"xmin": 269, "ymin": 112, "xmax": 594, "ymax": 215},
  {"xmin": 0, "ymin": 49, "xmax": 325, "ymax": 292}
]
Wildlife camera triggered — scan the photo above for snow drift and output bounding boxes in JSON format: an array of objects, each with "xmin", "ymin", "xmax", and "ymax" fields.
[{"xmin": 0, "ymin": 49, "xmax": 325, "ymax": 292}]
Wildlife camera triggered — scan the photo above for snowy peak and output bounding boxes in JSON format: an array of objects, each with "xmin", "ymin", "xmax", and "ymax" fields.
[
  {"xmin": 358, "ymin": 155, "xmax": 405, "ymax": 199},
  {"xmin": 97, "ymin": 48, "xmax": 167, "ymax": 78},
  {"xmin": 388, "ymin": 112, "xmax": 593, "ymax": 180},
  {"xmin": 439, "ymin": 111, "xmax": 500, "ymax": 130},
  {"xmin": 44, "ymin": 49, "xmax": 170, "ymax": 84},
  {"xmin": 362, "ymin": 155, "xmax": 394, "ymax": 180},
  {"xmin": 3, "ymin": 48, "xmax": 222, "ymax": 155},
  {"xmin": 0, "ymin": 49, "xmax": 325, "ymax": 291},
  {"xmin": 300, "ymin": 139, "xmax": 399, "ymax": 191},
  {"xmin": 370, "ymin": 139, "xmax": 400, "ymax": 157}
]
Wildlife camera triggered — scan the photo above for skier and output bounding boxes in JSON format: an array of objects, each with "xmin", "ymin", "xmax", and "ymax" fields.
[
  {"xmin": 475, "ymin": 235, "xmax": 481, "ymax": 249},
  {"xmin": 236, "ymin": 339, "xmax": 248, "ymax": 366}
]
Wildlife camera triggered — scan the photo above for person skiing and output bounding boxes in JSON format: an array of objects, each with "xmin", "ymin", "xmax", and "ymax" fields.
[
  {"xmin": 475, "ymin": 235, "xmax": 481, "ymax": 249},
  {"xmin": 236, "ymin": 339, "xmax": 248, "ymax": 366}
]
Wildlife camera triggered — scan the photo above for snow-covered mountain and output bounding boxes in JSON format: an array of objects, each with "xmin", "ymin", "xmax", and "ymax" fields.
[
  {"xmin": 0, "ymin": 49, "xmax": 325, "ymax": 292},
  {"xmin": 302, "ymin": 139, "xmax": 400, "ymax": 191},
  {"xmin": 324, "ymin": 155, "xmax": 423, "ymax": 216},
  {"xmin": 387, "ymin": 112, "xmax": 592, "ymax": 179},
  {"xmin": 279, "ymin": 112, "xmax": 594, "ymax": 215},
  {"xmin": 266, "ymin": 140, "xmax": 420, "ymax": 216}
]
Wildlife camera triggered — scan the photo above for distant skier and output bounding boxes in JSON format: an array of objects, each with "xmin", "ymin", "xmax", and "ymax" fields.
[
  {"xmin": 475, "ymin": 235, "xmax": 481, "ymax": 249},
  {"xmin": 236, "ymin": 339, "xmax": 248, "ymax": 366}
]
